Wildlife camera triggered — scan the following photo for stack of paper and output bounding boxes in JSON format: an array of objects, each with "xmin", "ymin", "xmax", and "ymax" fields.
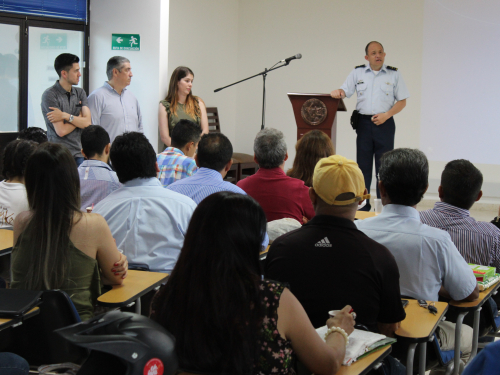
[{"xmin": 316, "ymin": 326, "xmax": 396, "ymax": 366}]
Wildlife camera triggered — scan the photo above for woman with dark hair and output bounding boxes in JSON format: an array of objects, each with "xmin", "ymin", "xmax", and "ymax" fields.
[
  {"xmin": 0, "ymin": 139, "xmax": 38, "ymax": 229},
  {"xmin": 11, "ymin": 143, "xmax": 128, "ymax": 320},
  {"xmin": 287, "ymin": 130, "xmax": 335, "ymax": 187},
  {"xmin": 151, "ymin": 192, "xmax": 354, "ymax": 375},
  {"xmin": 158, "ymin": 66, "xmax": 209, "ymax": 147}
]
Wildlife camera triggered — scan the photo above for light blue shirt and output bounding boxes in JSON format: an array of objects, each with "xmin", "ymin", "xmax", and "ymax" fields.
[
  {"xmin": 168, "ymin": 167, "xmax": 269, "ymax": 248},
  {"xmin": 355, "ymin": 204, "xmax": 477, "ymax": 302},
  {"xmin": 340, "ymin": 64, "xmax": 410, "ymax": 115},
  {"xmin": 93, "ymin": 177, "xmax": 197, "ymax": 273},
  {"xmin": 88, "ymin": 82, "xmax": 143, "ymax": 143},
  {"xmin": 78, "ymin": 160, "xmax": 122, "ymax": 211},
  {"xmin": 167, "ymin": 167, "xmax": 246, "ymax": 204}
]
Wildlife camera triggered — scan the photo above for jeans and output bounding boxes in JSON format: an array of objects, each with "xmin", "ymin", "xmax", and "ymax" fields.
[
  {"xmin": 0, "ymin": 353, "xmax": 29, "ymax": 375},
  {"xmin": 373, "ymin": 355, "xmax": 406, "ymax": 375}
]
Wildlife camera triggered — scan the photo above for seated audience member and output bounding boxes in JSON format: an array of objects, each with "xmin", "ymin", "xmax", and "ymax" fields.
[
  {"xmin": 168, "ymin": 132, "xmax": 245, "ymax": 203},
  {"xmin": 11, "ymin": 143, "xmax": 127, "ymax": 321},
  {"xmin": 286, "ymin": 129, "xmax": 335, "ymax": 187},
  {"xmin": 420, "ymin": 160, "xmax": 500, "ymax": 271},
  {"xmin": 266, "ymin": 155, "xmax": 406, "ymax": 332},
  {"xmin": 151, "ymin": 192, "xmax": 355, "ymax": 375},
  {"xmin": 461, "ymin": 339, "xmax": 500, "ymax": 375},
  {"xmin": 168, "ymin": 132, "xmax": 269, "ymax": 248},
  {"xmin": 355, "ymin": 148, "xmax": 479, "ymax": 362},
  {"xmin": 94, "ymin": 132, "xmax": 196, "ymax": 273},
  {"xmin": 0, "ymin": 140, "xmax": 38, "ymax": 229},
  {"xmin": 78, "ymin": 125, "xmax": 121, "ymax": 210},
  {"xmin": 157, "ymin": 119, "xmax": 201, "ymax": 187},
  {"xmin": 237, "ymin": 128, "xmax": 315, "ymax": 223},
  {"xmin": 0, "ymin": 352, "xmax": 29, "ymax": 375},
  {"xmin": 18, "ymin": 127, "xmax": 48, "ymax": 144}
]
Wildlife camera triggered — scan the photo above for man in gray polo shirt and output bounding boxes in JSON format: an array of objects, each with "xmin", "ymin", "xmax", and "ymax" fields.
[
  {"xmin": 41, "ymin": 53, "xmax": 91, "ymax": 166},
  {"xmin": 88, "ymin": 56, "xmax": 143, "ymax": 143}
]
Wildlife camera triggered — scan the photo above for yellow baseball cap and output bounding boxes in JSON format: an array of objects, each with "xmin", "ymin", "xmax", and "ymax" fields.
[{"xmin": 312, "ymin": 155, "xmax": 370, "ymax": 205}]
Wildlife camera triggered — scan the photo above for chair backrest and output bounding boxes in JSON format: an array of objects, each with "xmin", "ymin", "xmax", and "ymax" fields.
[
  {"xmin": 206, "ymin": 107, "xmax": 221, "ymax": 133},
  {"xmin": 9, "ymin": 289, "xmax": 88, "ymax": 366}
]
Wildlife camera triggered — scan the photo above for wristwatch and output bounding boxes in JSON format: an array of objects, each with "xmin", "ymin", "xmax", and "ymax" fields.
[{"xmin": 68, "ymin": 114, "xmax": 74, "ymax": 123}]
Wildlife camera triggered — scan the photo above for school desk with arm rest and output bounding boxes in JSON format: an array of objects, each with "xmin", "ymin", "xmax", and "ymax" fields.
[
  {"xmin": 0, "ymin": 229, "xmax": 13, "ymax": 256},
  {"xmin": 0, "ymin": 307, "xmax": 39, "ymax": 332},
  {"xmin": 97, "ymin": 270, "xmax": 168, "ymax": 314},
  {"xmin": 395, "ymin": 299, "xmax": 448, "ymax": 375},
  {"xmin": 336, "ymin": 344, "xmax": 392, "ymax": 375},
  {"xmin": 448, "ymin": 279, "xmax": 500, "ymax": 374},
  {"xmin": 354, "ymin": 211, "xmax": 377, "ymax": 220}
]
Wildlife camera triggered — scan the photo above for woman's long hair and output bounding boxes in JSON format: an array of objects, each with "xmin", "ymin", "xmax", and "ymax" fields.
[
  {"xmin": 151, "ymin": 192, "xmax": 267, "ymax": 374},
  {"xmin": 20, "ymin": 143, "xmax": 82, "ymax": 290},
  {"xmin": 164, "ymin": 66, "xmax": 201, "ymax": 120},
  {"xmin": 287, "ymin": 130, "xmax": 335, "ymax": 187}
]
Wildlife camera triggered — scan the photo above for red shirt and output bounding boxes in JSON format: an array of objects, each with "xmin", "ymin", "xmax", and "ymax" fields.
[{"xmin": 237, "ymin": 167, "xmax": 315, "ymax": 223}]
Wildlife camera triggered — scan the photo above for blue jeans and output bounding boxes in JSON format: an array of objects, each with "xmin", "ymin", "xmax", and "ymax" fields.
[
  {"xmin": 0, "ymin": 353, "xmax": 29, "ymax": 375},
  {"xmin": 369, "ymin": 355, "xmax": 406, "ymax": 375},
  {"xmin": 74, "ymin": 157, "xmax": 85, "ymax": 167}
]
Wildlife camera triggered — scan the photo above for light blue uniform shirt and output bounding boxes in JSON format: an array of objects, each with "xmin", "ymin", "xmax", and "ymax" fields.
[
  {"xmin": 88, "ymin": 82, "xmax": 143, "ymax": 143},
  {"xmin": 340, "ymin": 64, "xmax": 410, "ymax": 115},
  {"xmin": 168, "ymin": 168, "xmax": 269, "ymax": 248},
  {"xmin": 93, "ymin": 177, "xmax": 197, "ymax": 273},
  {"xmin": 355, "ymin": 204, "xmax": 477, "ymax": 302},
  {"xmin": 78, "ymin": 159, "xmax": 122, "ymax": 211}
]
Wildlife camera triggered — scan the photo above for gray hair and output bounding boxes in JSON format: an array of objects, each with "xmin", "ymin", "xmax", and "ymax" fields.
[
  {"xmin": 106, "ymin": 56, "xmax": 130, "ymax": 80},
  {"xmin": 253, "ymin": 128, "xmax": 287, "ymax": 169}
]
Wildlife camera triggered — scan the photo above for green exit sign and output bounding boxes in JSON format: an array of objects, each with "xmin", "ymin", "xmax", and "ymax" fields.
[
  {"xmin": 40, "ymin": 33, "xmax": 67, "ymax": 49},
  {"xmin": 111, "ymin": 34, "xmax": 140, "ymax": 51}
]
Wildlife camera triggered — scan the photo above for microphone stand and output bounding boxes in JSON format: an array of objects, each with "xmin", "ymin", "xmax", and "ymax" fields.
[{"xmin": 214, "ymin": 62, "xmax": 290, "ymax": 130}]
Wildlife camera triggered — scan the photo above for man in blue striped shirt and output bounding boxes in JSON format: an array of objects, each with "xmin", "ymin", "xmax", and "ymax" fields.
[
  {"xmin": 167, "ymin": 132, "xmax": 244, "ymax": 204},
  {"xmin": 157, "ymin": 119, "xmax": 200, "ymax": 187},
  {"xmin": 78, "ymin": 125, "xmax": 121, "ymax": 210},
  {"xmin": 420, "ymin": 159, "xmax": 500, "ymax": 271}
]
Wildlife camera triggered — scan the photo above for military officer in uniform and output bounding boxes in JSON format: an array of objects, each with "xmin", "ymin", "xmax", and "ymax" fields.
[{"xmin": 331, "ymin": 41, "xmax": 409, "ymax": 211}]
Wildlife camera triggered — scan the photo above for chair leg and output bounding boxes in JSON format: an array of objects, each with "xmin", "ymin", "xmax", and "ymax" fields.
[
  {"xmin": 406, "ymin": 343, "xmax": 417, "ymax": 375},
  {"xmin": 468, "ymin": 307, "xmax": 482, "ymax": 363},
  {"xmin": 453, "ymin": 312, "xmax": 468, "ymax": 375}
]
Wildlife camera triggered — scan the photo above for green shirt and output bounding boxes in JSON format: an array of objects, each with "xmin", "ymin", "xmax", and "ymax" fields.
[
  {"xmin": 160, "ymin": 100, "xmax": 201, "ymax": 134},
  {"xmin": 11, "ymin": 234, "xmax": 102, "ymax": 321}
]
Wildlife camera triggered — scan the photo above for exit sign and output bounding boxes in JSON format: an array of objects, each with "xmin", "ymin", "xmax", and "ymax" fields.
[{"xmin": 112, "ymin": 34, "xmax": 140, "ymax": 51}]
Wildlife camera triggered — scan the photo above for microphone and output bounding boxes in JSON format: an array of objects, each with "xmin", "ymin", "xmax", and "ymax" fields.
[{"xmin": 281, "ymin": 53, "xmax": 302, "ymax": 64}]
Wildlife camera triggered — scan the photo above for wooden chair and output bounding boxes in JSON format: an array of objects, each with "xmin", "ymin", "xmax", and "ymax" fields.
[{"xmin": 205, "ymin": 107, "xmax": 258, "ymax": 183}]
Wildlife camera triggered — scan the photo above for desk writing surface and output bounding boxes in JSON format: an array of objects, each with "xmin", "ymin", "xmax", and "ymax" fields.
[
  {"xmin": 449, "ymin": 279, "xmax": 500, "ymax": 309},
  {"xmin": 355, "ymin": 212, "xmax": 378, "ymax": 220},
  {"xmin": 396, "ymin": 300, "xmax": 448, "ymax": 341},
  {"xmin": 0, "ymin": 229, "xmax": 13, "ymax": 254},
  {"xmin": 0, "ymin": 307, "xmax": 40, "ymax": 331},
  {"xmin": 97, "ymin": 270, "xmax": 168, "ymax": 307},
  {"xmin": 336, "ymin": 345, "xmax": 391, "ymax": 375},
  {"xmin": 260, "ymin": 245, "xmax": 270, "ymax": 256}
]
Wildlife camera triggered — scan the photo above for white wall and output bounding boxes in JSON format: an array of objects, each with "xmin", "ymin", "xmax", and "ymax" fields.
[
  {"xmin": 89, "ymin": 0, "xmax": 170, "ymax": 150},
  {"xmin": 167, "ymin": 0, "xmax": 239, "ymax": 145},
  {"xmin": 234, "ymin": 0, "xmax": 424, "ymax": 194}
]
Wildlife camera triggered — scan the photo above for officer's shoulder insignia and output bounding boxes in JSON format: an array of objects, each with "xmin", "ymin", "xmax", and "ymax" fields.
[
  {"xmin": 386, "ymin": 66, "xmax": 398, "ymax": 71},
  {"xmin": 355, "ymin": 64, "xmax": 366, "ymax": 69}
]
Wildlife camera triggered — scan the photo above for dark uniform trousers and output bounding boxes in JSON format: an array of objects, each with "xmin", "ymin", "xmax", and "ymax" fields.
[{"xmin": 356, "ymin": 114, "xmax": 395, "ymax": 211}]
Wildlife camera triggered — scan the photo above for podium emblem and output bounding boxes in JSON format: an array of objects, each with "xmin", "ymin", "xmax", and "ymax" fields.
[{"xmin": 301, "ymin": 98, "xmax": 327, "ymax": 126}]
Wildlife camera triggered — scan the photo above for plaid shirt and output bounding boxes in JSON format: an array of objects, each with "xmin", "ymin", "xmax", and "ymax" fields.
[
  {"xmin": 420, "ymin": 202, "xmax": 500, "ymax": 271},
  {"xmin": 157, "ymin": 147, "xmax": 198, "ymax": 187}
]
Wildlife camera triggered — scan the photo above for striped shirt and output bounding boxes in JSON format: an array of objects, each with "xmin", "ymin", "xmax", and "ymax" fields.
[
  {"xmin": 78, "ymin": 160, "xmax": 122, "ymax": 210},
  {"xmin": 420, "ymin": 202, "xmax": 500, "ymax": 271},
  {"xmin": 157, "ymin": 147, "xmax": 198, "ymax": 187}
]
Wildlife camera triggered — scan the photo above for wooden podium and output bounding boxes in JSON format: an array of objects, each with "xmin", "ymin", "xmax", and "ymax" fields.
[{"xmin": 287, "ymin": 93, "xmax": 346, "ymax": 148}]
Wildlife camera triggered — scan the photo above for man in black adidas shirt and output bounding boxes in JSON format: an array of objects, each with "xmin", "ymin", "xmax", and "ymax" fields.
[{"xmin": 265, "ymin": 155, "xmax": 406, "ymax": 336}]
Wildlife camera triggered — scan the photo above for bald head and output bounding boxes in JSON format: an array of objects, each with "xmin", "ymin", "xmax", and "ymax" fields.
[{"xmin": 365, "ymin": 41, "xmax": 384, "ymax": 55}]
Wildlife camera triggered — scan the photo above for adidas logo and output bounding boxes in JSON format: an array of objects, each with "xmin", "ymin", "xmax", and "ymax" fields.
[{"xmin": 315, "ymin": 237, "xmax": 332, "ymax": 247}]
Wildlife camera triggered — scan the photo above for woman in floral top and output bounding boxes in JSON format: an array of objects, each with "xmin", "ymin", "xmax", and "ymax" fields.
[{"xmin": 151, "ymin": 192, "xmax": 354, "ymax": 375}]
